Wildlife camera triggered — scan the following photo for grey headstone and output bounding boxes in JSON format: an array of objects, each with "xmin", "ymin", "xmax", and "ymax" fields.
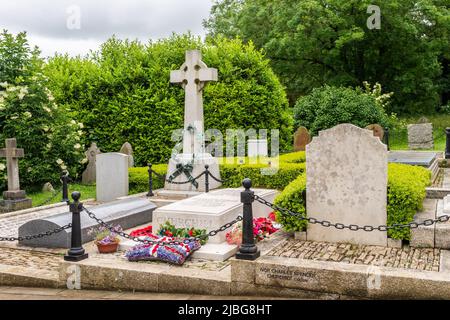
[
  {"xmin": 18, "ymin": 198, "xmax": 156, "ymax": 248},
  {"xmin": 407, "ymin": 123, "xmax": 434, "ymax": 150},
  {"xmin": 82, "ymin": 142, "xmax": 101, "ymax": 184},
  {"xmin": 119, "ymin": 142, "xmax": 134, "ymax": 167}
]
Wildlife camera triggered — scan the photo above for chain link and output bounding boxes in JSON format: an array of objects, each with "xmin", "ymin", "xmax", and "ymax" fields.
[
  {"xmin": 253, "ymin": 194, "xmax": 450, "ymax": 231},
  {"xmin": 152, "ymin": 169, "xmax": 206, "ymax": 185},
  {"xmin": 82, "ymin": 205, "xmax": 242, "ymax": 246},
  {"xmin": 0, "ymin": 223, "xmax": 72, "ymax": 242},
  {"xmin": 207, "ymin": 171, "xmax": 226, "ymax": 184}
]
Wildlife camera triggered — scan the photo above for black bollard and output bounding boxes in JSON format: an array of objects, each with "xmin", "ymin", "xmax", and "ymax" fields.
[
  {"xmin": 236, "ymin": 178, "xmax": 260, "ymax": 260},
  {"xmin": 60, "ymin": 171, "xmax": 71, "ymax": 203},
  {"xmin": 64, "ymin": 192, "xmax": 88, "ymax": 262},
  {"xmin": 147, "ymin": 163, "xmax": 154, "ymax": 197},
  {"xmin": 446, "ymin": 128, "xmax": 450, "ymax": 159},
  {"xmin": 204, "ymin": 164, "xmax": 210, "ymax": 193},
  {"xmin": 384, "ymin": 127, "xmax": 390, "ymax": 151}
]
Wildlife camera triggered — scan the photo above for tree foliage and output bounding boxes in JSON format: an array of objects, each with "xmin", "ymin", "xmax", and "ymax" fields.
[
  {"xmin": 0, "ymin": 31, "xmax": 84, "ymax": 190},
  {"xmin": 45, "ymin": 34, "xmax": 292, "ymax": 166},
  {"xmin": 204, "ymin": 0, "xmax": 450, "ymax": 114},
  {"xmin": 294, "ymin": 85, "xmax": 390, "ymax": 135}
]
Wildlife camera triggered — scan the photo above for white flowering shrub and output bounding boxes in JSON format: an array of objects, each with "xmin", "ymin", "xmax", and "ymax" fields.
[{"xmin": 0, "ymin": 31, "xmax": 85, "ymax": 190}]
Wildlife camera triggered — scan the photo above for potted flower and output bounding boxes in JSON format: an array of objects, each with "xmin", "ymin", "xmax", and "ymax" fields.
[{"xmin": 88, "ymin": 225, "xmax": 123, "ymax": 253}]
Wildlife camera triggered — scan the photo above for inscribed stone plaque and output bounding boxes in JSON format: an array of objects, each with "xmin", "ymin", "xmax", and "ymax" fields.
[
  {"xmin": 306, "ymin": 124, "xmax": 388, "ymax": 246},
  {"xmin": 293, "ymin": 127, "xmax": 311, "ymax": 151}
]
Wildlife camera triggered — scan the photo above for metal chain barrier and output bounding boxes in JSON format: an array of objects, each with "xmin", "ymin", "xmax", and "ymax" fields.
[
  {"xmin": 207, "ymin": 171, "xmax": 227, "ymax": 184},
  {"xmin": 0, "ymin": 223, "xmax": 72, "ymax": 242},
  {"xmin": 150, "ymin": 168, "xmax": 206, "ymax": 185},
  {"xmin": 82, "ymin": 204, "xmax": 242, "ymax": 245},
  {"xmin": 253, "ymin": 194, "xmax": 450, "ymax": 231}
]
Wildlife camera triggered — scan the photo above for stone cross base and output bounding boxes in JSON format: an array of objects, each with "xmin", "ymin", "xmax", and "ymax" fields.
[
  {"xmin": 1, "ymin": 189, "xmax": 32, "ymax": 213},
  {"xmin": 0, "ymin": 197, "xmax": 32, "ymax": 213},
  {"xmin": 165, "ymin": 153, "xmax": 221, "ymax": 192}
]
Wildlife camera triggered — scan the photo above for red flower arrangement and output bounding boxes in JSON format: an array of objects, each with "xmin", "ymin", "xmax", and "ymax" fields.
[{"xmin": 226, "ymin": 215, "xmax": 279, "ymax": 245}]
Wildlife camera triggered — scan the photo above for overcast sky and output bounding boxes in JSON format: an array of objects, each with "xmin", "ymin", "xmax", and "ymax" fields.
[{"xmin": 0, "ymin": 0, "xmax": 213, "ymax": 58}]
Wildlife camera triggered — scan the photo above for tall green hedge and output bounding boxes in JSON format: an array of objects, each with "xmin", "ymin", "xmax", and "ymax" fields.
[{"xmin": 45, "ymin": 34, "xmax": 293, "ymax": 166}]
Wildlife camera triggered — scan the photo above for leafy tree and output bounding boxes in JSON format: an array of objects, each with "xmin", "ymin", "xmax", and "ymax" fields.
[
  {"xmin": 0, "ymin": 31, "xmax": 84, "ymax": 191},
  {"xmin": 45, "ymin": 34, "xmax": 292, "ymax": 166},
  {"xmin": 204, "ymin": 0, "xmax": 450, "ymax": 114},
  {"xmin": 294, "ymin": 85, "xmax": 390, "ymax": 135}
]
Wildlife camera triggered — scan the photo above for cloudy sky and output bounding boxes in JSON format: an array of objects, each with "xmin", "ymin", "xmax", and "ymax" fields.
[{"xmin": 0, "ymin": 0, "xmax": 213, "ymax": 58}]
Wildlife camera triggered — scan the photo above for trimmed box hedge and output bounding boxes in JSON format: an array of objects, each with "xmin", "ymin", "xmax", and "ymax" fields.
[
  {"xmin": 274, "ymin": 163, "xmax": 431, "ymax": 240},
  {"xmin": 129, "ymin": 164, "xmax": 167, "ymax": 193},
  {"xmin": 129, "ymin": 162, "xmax": 305, "ymax": 193}
]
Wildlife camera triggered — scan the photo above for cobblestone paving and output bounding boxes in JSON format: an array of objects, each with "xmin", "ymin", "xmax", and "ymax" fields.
[
  {"xmin": 0, "ymin": 247, "xmax": 61, "ymax": 272},
  {"xmin": 267, "ymin": 240, "xmax": 441, "ymax": 271}
]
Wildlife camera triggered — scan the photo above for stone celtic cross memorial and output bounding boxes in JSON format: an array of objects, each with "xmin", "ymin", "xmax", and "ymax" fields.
[
  {"xmin": 0, "ymin": 138, "xmax": 32, "ymax": 213},
  {"xmin": 306, "ymin": 124, "xmax": 388, "ymax": 246},
  {"xmin": 165, "ymin": 50, "xmax": 221, "ymax": 192}
]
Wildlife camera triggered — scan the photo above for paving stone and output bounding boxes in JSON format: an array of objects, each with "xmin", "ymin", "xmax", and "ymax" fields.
[{"xmin": 266, "ymin": 239, "xmax": 440, "ymax": 271}]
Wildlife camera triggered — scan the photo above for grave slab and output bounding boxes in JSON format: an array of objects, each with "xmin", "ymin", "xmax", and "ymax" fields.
[
  {"xmin": 152, "ymin": 188, "xmax": 278, "ymax": 244},
  {"xmin": 18, "ymin": 198, "xmax": 156, "ymax": 248},
  {"xmin": 388, "ymin": 151, "xmax": 439, "ymax": 167}
]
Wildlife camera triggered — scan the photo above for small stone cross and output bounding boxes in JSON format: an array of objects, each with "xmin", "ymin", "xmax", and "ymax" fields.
[
  {"xmin": 0, "ymin": 138, "xmax": 25, "ymax": 191},
  {"xmin": 170, "ymin": 50, "xmax": 218, "ymax": 155}
]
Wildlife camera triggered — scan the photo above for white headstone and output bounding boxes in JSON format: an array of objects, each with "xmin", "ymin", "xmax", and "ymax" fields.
[
  {"xmin": 248, "ymin": 139, "xmax": 268, "ymax": 157},
  {"xmin": 96, "ymin": 153, "xmax": 129, "ymax": 202},
  {"xmin": 306, "ymin": 124, "xmax": 388, "ymax": 246}
]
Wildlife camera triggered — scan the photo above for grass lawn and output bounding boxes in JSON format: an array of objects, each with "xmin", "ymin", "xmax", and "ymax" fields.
[
  {"xmin": 390, "ymin": 114, "xmax": 449, "ymax": 151},
  {"xmin": 28, "ymin": 183, "xmax": 96, "ymax": 207}
]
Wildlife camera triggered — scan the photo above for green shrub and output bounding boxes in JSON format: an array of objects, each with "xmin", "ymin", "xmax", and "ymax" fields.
[
  {"xmin": 45, "ymin": 34, "xmax": 293, "ymax": 166},
  {"xmin": 387, "ymin": 163, "xmax": 431, "ymax": 240},
  {"xmin": 129, "ymin": 161, "xmax": 305, "ymax": 192},
  {"xmin": 129, "ymin": 164, "xmax": 167, "ymax": 193},
  {"xmin": 0, "ymin": 31, "xmax": 84, "ymax": 191},
  {"xmin": 274, "ymin": 163, "xmax": 430, "ymax": 240},
  {"xmin": 220, "ymin": 162, "xmax": 305, "ymax": 190},
  {"xmin": 293, "ymin": 85, "xmax": 390, "ymax": 135},
  {"xmin": 273, "ymin": 174, "xmax": 307, "ymax": 232},
  {"xmin": 279, "ymin": 151, "xmax": 306, "ymax": 164}
]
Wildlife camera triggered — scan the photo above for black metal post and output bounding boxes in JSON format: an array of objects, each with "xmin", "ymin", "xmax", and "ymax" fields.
[
  {"xmin": 64, "ymin": 192, "xmax": 88, "ymax": 262},
  {"xmin": 236, "ymin": 178, "xmax": 260, "ymax": 260},
  {"xmin": 147, "ymin": 163, "xmax": 154, "ymax": 197},
  {"xmin": 384, "ymin": 127, "xmax": 390, "ymax": 151},
  {"xmin": 60, "ymin": 171, "xmax": 71, "ymax": 203},
  {"xmin": 302, "ymin": 188, "xmax": 307, "ymax": 208},
  {"xmin": 446, "ymin": 128, "xmax": 450, "ymax": 159},
  {"xmin": 204, "ymin": 164, "xmax": 210, "ymax": 193}
]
